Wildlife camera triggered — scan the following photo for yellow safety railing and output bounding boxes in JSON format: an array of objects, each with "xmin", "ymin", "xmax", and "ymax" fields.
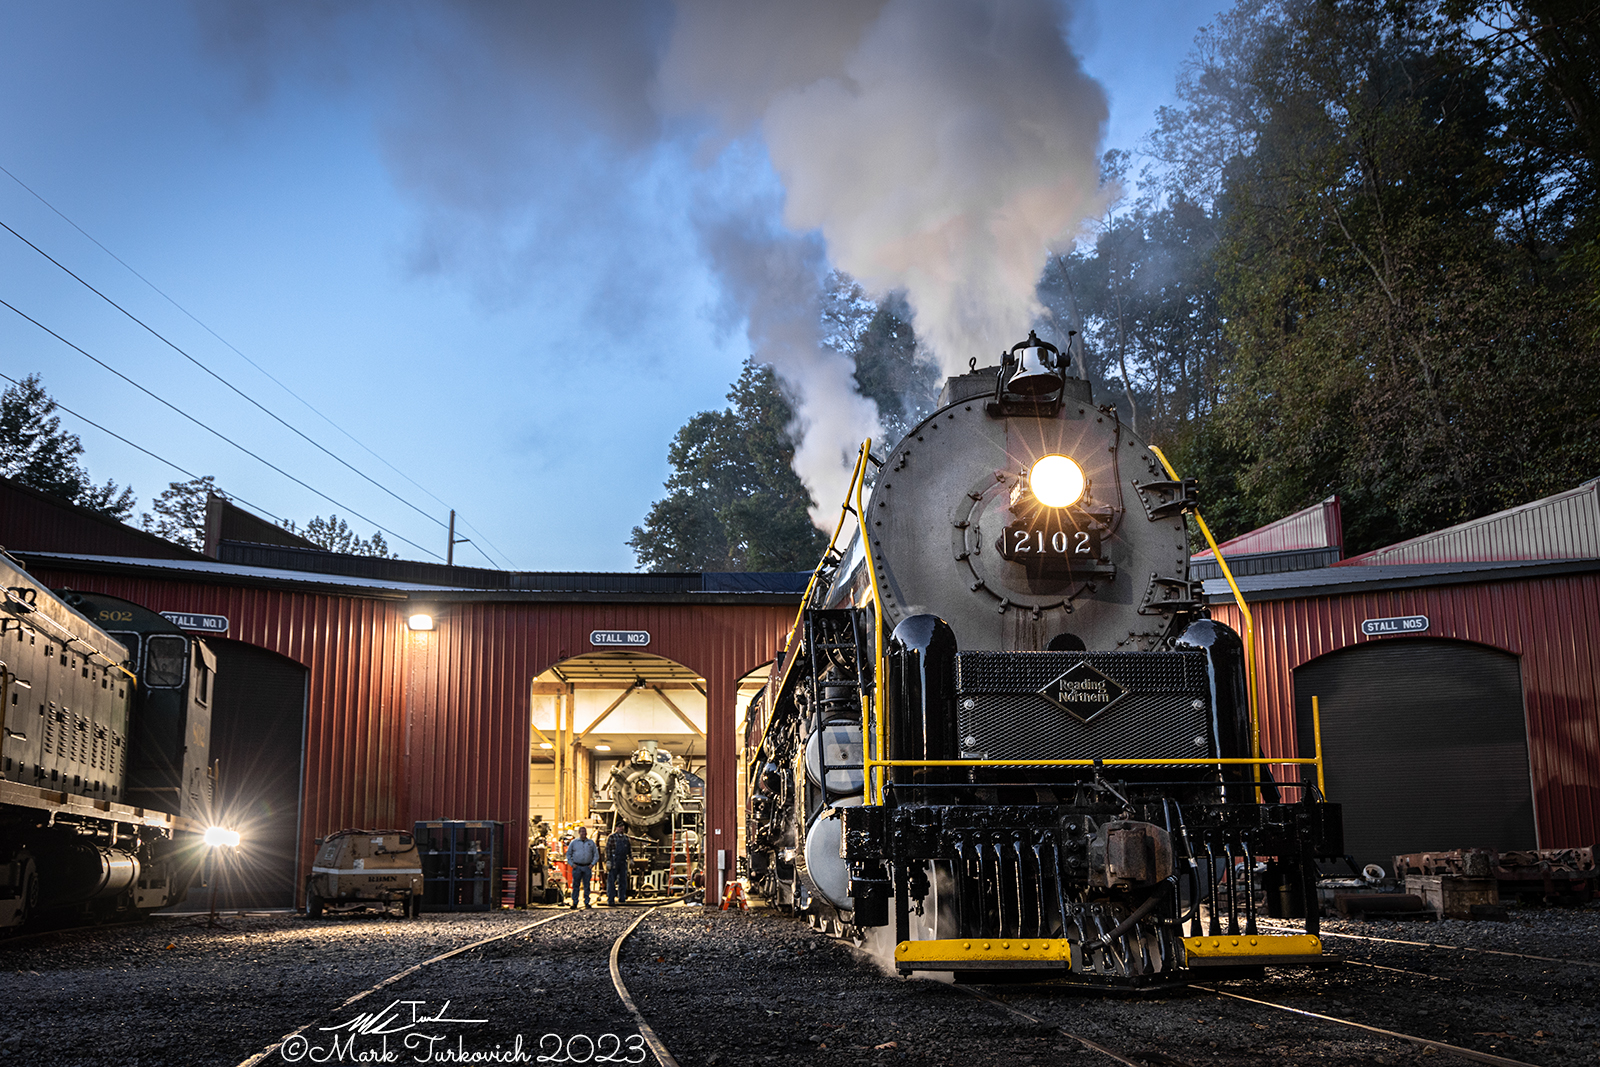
[
  {"xmin": 1146, "ymin": 445, "xmax": 1263, "ymax": 796},
  {"xmin": 853, "ymin": 439, "xmax": 888, "ymax": 804},
  {"xmin": 748, "ymin": 442, "xmax": 873, "ymax": 775}
]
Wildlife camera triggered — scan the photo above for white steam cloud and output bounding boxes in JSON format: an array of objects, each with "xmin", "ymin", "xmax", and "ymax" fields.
[
  {"xmin": 204, "ymin": 0, "xmax": 1108, "ymax": 529},
  {"xmin": 660, "ymin": 0, "xmax": 1108, "ymax": 517},
  {"xmin": 662, "ymin": 0, "xmax": 1108, "ymax": 372}
]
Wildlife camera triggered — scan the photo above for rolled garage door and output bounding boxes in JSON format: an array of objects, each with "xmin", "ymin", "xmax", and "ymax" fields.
[{"xmin": 1293, "ymin": 638, "xmax": 1536, "ymax": 872}]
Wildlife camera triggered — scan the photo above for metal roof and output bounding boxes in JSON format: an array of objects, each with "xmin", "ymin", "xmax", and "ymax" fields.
[
  {"xmin": 1193, "ymin": 496, "xmax": 1342, "ymax": 560},
  {"xmin": 1340, "ymin": 479, "xmax": 1600, "ymax": 566},
  {"xmin": 17, "ymin": 551, "xmax": 808, "ymax": 604},
  {"xmin": 1203, "ymin": 557, "xmax": 1600, "ymax": 603}
]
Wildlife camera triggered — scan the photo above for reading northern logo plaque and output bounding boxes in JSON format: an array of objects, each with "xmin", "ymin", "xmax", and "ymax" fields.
[{"xmin": 1039, "ymin": 661, "xmax": 1127, "ymax": 723}]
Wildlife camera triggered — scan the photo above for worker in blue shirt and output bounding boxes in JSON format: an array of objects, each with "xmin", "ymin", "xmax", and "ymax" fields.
[{"xmin": 566, "ymin": 826, "xmax": 598, "ymax": 909}]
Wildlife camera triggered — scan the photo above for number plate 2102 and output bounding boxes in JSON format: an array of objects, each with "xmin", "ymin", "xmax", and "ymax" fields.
[{"xmin": 997, "ymin": 519, "xmax": 1101, "ymax": 568}]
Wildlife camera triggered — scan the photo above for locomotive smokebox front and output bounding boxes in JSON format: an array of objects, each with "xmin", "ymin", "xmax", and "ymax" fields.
[{"xmin": 865, "ymin": 352, "xmax": 1200, "ymax": 653}]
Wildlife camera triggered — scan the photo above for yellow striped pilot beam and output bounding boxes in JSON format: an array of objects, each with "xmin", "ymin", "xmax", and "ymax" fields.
[{"xmin": 892, "ymin": 934, "xmax": 1325, "ymax": 971}]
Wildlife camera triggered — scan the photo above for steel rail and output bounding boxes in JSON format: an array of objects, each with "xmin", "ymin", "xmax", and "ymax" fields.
[
  {"xmin": 1305, "ymin": 928, "xmax": 1600, "ymax": 969},
  {"xmin": 608, "ymin": 902, "xmax": 683, "ymax": 1067},
  {"xmin": 953, "ymin": 984, "xmax": 1151, "ymax": 1067},
  {"xmin": 233, "ymin": 912, "xmax": 570, "ymax": 1067},
  {"xmin": 1194, "ymin": 985, "xmax": 1543, "ymax": 1067}
]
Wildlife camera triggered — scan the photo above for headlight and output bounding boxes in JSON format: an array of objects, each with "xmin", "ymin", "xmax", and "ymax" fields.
[
  {"xmin": 204, "ymin": 826, "xmax": 241, "ymax": 848},
  {"xmin": 1029, "ymin": 455, "xmax": 1085, "ymax": 507}
]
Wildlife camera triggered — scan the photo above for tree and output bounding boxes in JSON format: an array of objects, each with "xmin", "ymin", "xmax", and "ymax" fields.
[
  {"xmin": 0, "ymin": 374, "xmax": 134, "ymax": 520},
  {"xmin": 1107, "ymin": 0, "xmax": 1600, "ymax": 552},
  {"xmin": 283, "ymin": 514, "xmax": 394, "ymax": 557},
  {"xmin": 142, "ymin": 476, "xmax": 222, "ymax": 550},
  {"xmin": 849, "ymin": 291, "xmax": 939, "ymax": 443},
  {"xmin": 629, "ymin": 361, "xmax": 826, "ymax": 571}
]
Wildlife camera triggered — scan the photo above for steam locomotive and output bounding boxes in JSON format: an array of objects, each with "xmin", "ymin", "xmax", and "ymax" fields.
[
  {"xmin": 591, "ymin": 740, "xmax": 702, "ymax": 896},
  {"xmin": 0, "ymin": 551, "xmax": 226, "ymax": 928},
  {"xmin": 744, "ymin": 332, "xmax": 1342, "ymax": 985}
]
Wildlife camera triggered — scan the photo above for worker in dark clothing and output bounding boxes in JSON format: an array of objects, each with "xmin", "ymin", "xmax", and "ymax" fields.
[
  {"xmin": 605, "ymin": 830, "xmax": 633, "ymax": 906},
  {"xmin": 566, "ymin": 826, "xmax": 598, "ymax": 909}
]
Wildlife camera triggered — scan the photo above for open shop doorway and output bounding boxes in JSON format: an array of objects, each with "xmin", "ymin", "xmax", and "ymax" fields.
[
  {"xmin": 207, "ymin": 639, "xmax": 309, "ymax": 909},
  {"xmin": 528, "ymin": 651, "xmax": 708, "ymax": 905}
]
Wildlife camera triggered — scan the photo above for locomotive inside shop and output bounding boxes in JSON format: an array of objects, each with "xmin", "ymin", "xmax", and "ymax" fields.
[
  {"xmin": 743, "ymin": 331, "xmax": 1344, "ymax": 985},
  {"xmin": 528, "ymin": 651, "xmax": 716, "ymax": 902}
]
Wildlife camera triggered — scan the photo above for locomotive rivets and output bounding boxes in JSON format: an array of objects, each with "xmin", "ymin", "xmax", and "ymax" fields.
[
  {"xmin": 963, "ymin": 942, "xmax": 971, "ymax": 950},
  {"xmin": 1002, "ymin": 942, "xmax": 1011, "ymax": 949},
  {"xmin": 983, "ymin": 942, "xmax": 991, "ymax": 950},
  {"xmin": 1022, "ymin": 942, "xmax": 1030, "ymax": 951}
]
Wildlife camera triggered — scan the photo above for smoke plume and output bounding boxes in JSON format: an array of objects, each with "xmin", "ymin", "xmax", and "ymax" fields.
[
  {"xmin": 202, "ymin": 0, "xmax": 1108, "ymax": 528},
  {"xmin": 661, "ymin": 0, "xmax": 1109, "ymax": 374}
]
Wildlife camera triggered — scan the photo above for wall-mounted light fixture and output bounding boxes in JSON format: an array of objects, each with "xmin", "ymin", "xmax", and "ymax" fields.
[{"xmin": 408, "ymin": 613, "xmax": 435, "ymax": 632}]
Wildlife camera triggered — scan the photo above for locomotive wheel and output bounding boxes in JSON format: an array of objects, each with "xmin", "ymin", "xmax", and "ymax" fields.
[{"xmin": 305, "ymin": 888, "xmax": 324, "ymax": 919}]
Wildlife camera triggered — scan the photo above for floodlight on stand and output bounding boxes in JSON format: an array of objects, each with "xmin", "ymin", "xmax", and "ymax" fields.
[
  {"xmin": 204, "ymin": 826, "xmax": 241, "ymax": 848},
  {"xmin": 407, "ymin": 613, "xmax": 435, "ymax": 632}
]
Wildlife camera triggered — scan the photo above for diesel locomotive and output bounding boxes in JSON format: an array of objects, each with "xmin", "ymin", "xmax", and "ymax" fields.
[
  {"xmin": 0, "ymin": 551, "xmax": 227, "ymax": 928},
  {"xmin": 744, "ymin": 332, "xmax": 1342, "ymax": 985}
]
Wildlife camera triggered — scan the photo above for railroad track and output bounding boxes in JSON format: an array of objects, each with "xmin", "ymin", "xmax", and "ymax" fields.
[{"xmin": 234, "ymin": 905, "xmax": 684, "ymax": 1067}]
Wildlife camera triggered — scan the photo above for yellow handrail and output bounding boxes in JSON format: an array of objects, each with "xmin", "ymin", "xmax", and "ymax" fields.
[
  {"xmin": 1313, "ymin": 695, "xmax": 1326, "ymax": 798},
  {"xmin": 853, "ymin": 439, "xmax": 889, "ymax": 805},
  {"xmin": 1147, "ymin": 446, "xmax": 1262, "ymax": 796},
  {"xmin": 748, "ymin": 442, "xmax": 872, "ymax": 776}
]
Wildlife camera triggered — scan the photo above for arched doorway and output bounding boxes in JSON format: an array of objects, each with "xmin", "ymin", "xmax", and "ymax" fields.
[
  {"xmin": 208, "ymin": 639, "xmax": 309, "ymax": 908},
  {"xmin": 1293, "ymin": 638, "xmax": 1537, "ymax": 870},
  {"xmin": 528, "ymin": 651, "xmax": 709, "ymax": 901}
]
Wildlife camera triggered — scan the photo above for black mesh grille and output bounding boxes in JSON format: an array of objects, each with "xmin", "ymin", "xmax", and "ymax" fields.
[{"xmin": 954, "ymin": 651, "xmax": 1213, "ymax": 761}]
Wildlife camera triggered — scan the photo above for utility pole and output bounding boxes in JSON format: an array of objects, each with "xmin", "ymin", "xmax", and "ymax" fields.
[{"xmin": 447, "ymin": 509, "xmax": 471, "ymax": 566}]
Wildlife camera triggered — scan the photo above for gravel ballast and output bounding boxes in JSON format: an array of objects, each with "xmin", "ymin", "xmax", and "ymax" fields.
[{"xmin": 1, "ymin": 900, "xmax": 1596, "ymax": 1066}]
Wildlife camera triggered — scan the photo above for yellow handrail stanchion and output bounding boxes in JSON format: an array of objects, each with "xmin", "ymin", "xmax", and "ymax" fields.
[
  {"xmin": 749, "ymin": 443, "xmax": 871, "ymax": 774},
  {"xmin": 1312, "ymin": 695, "xmax": 1326, "ymax": 799},
  {"xmin": 853, "ymin": 439, "xmax": 889, "ymax": 805},
  {"xmin": 1147, "ymin": 446, "xmax": 1262, "ymax": 799}
]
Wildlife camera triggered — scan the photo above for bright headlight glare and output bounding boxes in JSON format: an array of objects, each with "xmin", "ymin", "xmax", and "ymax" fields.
[
  {"xmin": 205, "ymin": 826, "xmax": 241, "ymax": 848},
  {"xmin": 1029, "ymin": 455, "xmax": 1085, "ymax": 507}
]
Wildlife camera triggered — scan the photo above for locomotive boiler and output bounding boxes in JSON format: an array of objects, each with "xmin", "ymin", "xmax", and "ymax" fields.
[
  {"xmin": 0, "ymin": 551, "xmax": 227, "ymax": 927},
  {"xmin": 745, "ymin": 332, "xmax": 1342, "ymax": 985},
  {"xmin": 591, "ymin": 740, "xmax": 702, "ymax": 896}
]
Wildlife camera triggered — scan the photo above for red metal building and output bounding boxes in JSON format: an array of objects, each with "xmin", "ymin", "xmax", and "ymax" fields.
[
  {"xmin": 1202, "ymin": 480, "xmax": 1600, "ymax": 867},
  {"xmin": 1, "ymin": 485, "xmax": 801, "ymax": 906}
]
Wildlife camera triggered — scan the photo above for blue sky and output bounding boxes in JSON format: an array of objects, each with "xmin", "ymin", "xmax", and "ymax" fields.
[{"xmin": 0, "ymin": 1, "xmax": 1225, "ymax": 570}]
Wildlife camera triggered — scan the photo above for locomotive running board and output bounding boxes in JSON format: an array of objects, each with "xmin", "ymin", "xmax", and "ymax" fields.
[
  {"xmin": 1182, "ymin": 933, "xmax": 1328, "ymax": 967},
  {"xmin": 894, "ymin": 933, "xmax": 1328, "ymax": 973},
  {"xmin": 895, "ymin": 937, "xmax": 1072, "ymax": 971}
]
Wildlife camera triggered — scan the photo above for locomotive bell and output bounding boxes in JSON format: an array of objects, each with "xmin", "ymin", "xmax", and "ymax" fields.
[{"xmin": 1005, "ymin": 330, "xmax": 1063, "ymax": 397}]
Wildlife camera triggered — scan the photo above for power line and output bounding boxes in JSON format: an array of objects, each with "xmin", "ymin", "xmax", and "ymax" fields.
[
  {"xmin": 0, "ymin": 298, "xmax": 444, "ymax": 561},
  {"xmin": 0, "ymin": 163, "xmax": 519, "ymax": 569},
  {"xmin": 0, "ymin": 368, "xmax": 287, "ymax": 523},
  {"xmin": 0, "ymin": 217, "xmax": 449, "ymax": 533}
]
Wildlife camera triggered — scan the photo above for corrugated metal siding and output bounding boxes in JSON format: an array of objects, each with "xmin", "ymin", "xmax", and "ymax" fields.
[
  {"xmin": 1341, "ymin": 480, "xmax": 1600, "ymax": 565},
  {"xmin": 1211, "ymin": 570, "xmax": 1600, "ymax": 849},
  {"xmin": 1194, "ymin": 496, "xmax": 1341, "ymax": 559},
  {"xmin": 27, "ymin": 567, "xmax": 793, "ymax": 903}
]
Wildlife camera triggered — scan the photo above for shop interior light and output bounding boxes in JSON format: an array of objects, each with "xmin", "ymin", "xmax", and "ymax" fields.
[
  {"xmin": 538, "ymin": 741, "xmax": 554, "ymax": 750},
  {"xmin": 595, "ymin": 743, "xmax": 612, "ymax": 752}
]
